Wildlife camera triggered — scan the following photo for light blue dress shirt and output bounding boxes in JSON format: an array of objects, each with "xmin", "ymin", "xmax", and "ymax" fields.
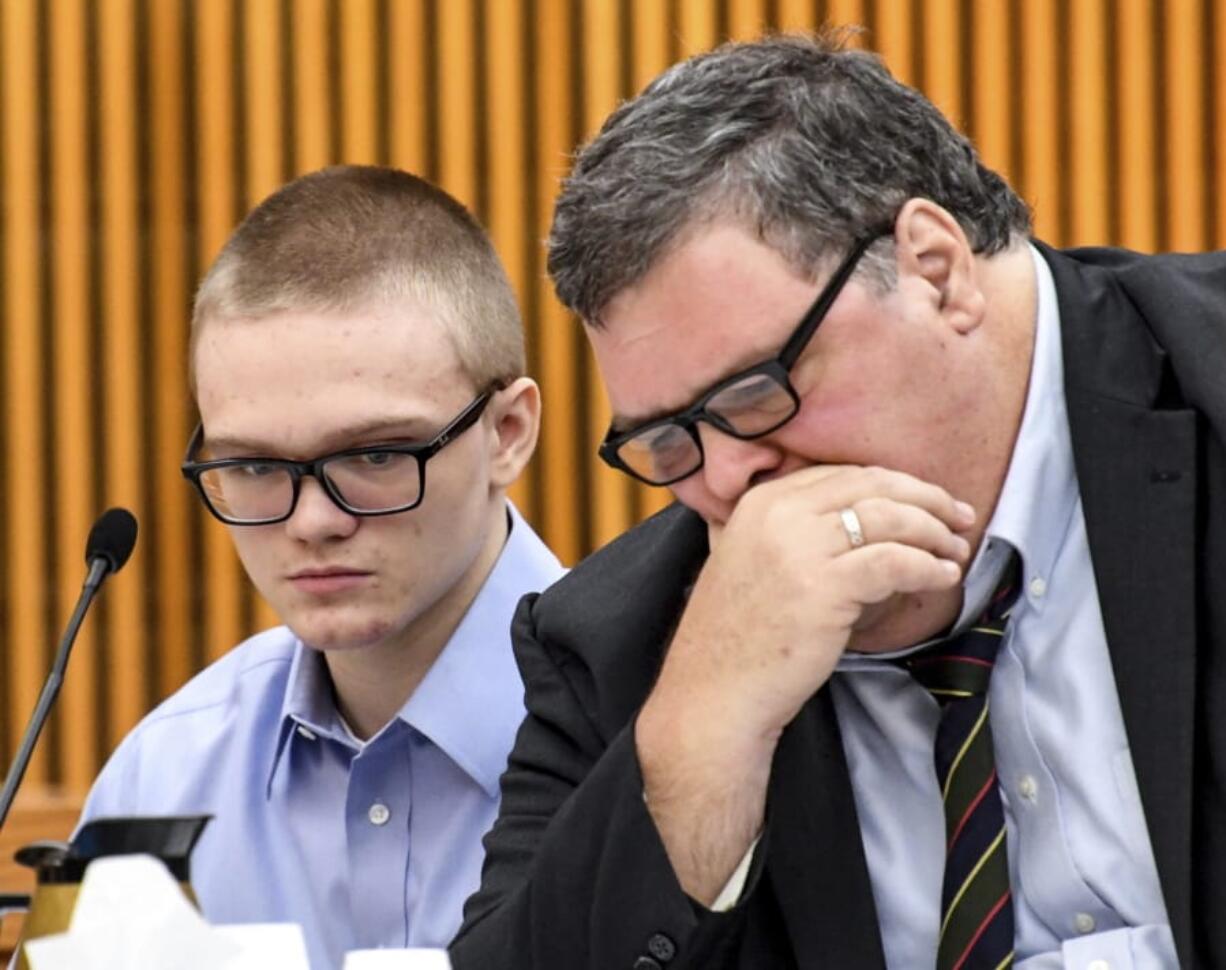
[
  {"xmin": 831, "ymin": 246, "xmax": 1177, "ymax": 969},
  {"xmin": 80, "ymin": 504, "xmax": 564, "ymax": 970}
]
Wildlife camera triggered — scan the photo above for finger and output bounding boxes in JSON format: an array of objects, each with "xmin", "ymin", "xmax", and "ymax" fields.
[
  {"xmin": 827, "ymin": 542, "xmax": 964, "ymax": 605},
  {"xmin": 833, "ymin": 497, "xmax": 972, "ymax": 563},
  {"xmin": 771, "ymin": 464, "xmax": 976, "ymax": 530}
]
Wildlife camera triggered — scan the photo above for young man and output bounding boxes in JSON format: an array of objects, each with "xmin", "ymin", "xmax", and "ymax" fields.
[
  {"xmin": 81, "ymin": 165, "xmax": 563, "ymax": 969},
  {"xmin": 453, "ymin": 34, "xmax": 1226, "ymax": 970}
]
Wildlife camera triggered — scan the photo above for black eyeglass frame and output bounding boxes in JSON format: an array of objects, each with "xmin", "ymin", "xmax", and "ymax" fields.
[
  {"xmin": 181, "ymin": 389, "xmax": 495, "ymax": 526},
  {"xmin": 597, "ymin": 229, "xmax": 891, "ymax": 486}
]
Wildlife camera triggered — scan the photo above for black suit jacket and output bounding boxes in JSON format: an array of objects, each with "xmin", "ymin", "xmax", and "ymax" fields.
[{"xmin": 452, "ymin": 245, "xmax": 1226, "ymax": 969}]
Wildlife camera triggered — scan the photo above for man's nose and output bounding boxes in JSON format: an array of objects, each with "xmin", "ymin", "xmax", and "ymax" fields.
[
  {"xmin": 283, "ymin": 476, "xmax": 359, "ymax": 542},
  {"xmin": 692, "ymin": 422, "xmax": 783, "ymax": 506}
]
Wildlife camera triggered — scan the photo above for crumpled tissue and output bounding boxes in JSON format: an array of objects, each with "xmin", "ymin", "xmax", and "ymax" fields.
[{"xmin": 23, "ymin": 854, "xmax": 309, "ymax": 970}]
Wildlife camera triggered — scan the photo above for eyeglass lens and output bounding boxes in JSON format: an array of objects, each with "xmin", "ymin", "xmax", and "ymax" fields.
[
  {"xmin": 198, "ymin": 450, "xmax": 422, "ymax": 524},
  {"xmin": 615, "ymin": 371, "xmax": 798, "ymax": 483}
]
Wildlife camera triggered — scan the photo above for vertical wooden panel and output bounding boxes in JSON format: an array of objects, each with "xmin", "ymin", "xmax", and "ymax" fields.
[
  {"xmin": 147, "ymin": 0, "xmax": 194, "ymax": 700},
  {"xmin": 1164, "ymin": 0, "xmax": 1206, "ymax": 250},
  {"xmin": 340, "ymin": 0, "xmax": 379, "ymax": 162},
  {"xmin": 1019, "ymin": 0, "xmax": 1061, "ymax": 243},
  {"xmin": 874, "ymin": 0, "xmax": 914, "ymax": 85},
  {"xmin": 484, "ymin": 0, "xmax": 534, "ymax": 517},
  {"xmin": 728, "ymin": 0, "xmax": 769, "ymax": 40},
  {"xmin": 437, "ymin": 0, "xmax": 478, "ymax": 209},
  {"xmin": 1117, "ymin": 0, "xmax": 1157, "ymax": 251},
  {"xmin": 582, "ymin": 0, "xmax": 635, "ymax": 551},
  {"xmin": 194, "ymin": 0, "xmax": 246, "ymax": 663},
  {"xmin": 632, "ymin": 0, "xmax": 670, "ymax": 90},
  {"xmin": 98, "ymin": 0, "xmax": 149, "ymax": 745},
  {"xmin": 971, "ymin": 0, "xmax": 1012, "ymax": 183},
  {"xmin": 244, "ymin": 0, "xmax": 285, "ymax": 204},
  {"xmin": 292, "ymin": 0, "xmax": 333, "ymax": 173},
  {"xmin": 679, "ymin": 0, "xmax": 718, "ymax": 55},
  {"xmin": 922, "ymin": 0, "xmax": 961, "ymax": 125},
  {"xmin": 1069, "ymin": 0, "xmax": 1109, "ymax": 243},
  {"xmin": 827, "ymin": 0, "xmax": 865, "ymax": 35},
  {"xmin": 49, "ymin": 0, "xmax": 98, "ymax": 790},
  {"xmin": 776, "ymin": 0, "xmax": 817, "ymax": 30},
  {"xmin": 387, "ymin": 0, "xmax": 428, "ymax": 174},
  {"xmin": 2, "ymin": 0, "xmax": 51, "ymax": 784},
  {"xmin": 534, "ymin": 0, "xmax": 582, "ymax": 565}
]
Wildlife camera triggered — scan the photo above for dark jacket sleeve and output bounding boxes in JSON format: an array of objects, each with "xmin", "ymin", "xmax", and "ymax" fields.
[{"xmin": 450, "ymin": 588, "xmax": 746, "ymax": 970}]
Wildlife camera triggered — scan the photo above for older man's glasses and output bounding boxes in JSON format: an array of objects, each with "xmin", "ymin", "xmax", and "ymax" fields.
[
  {"xmin": 182, "ymin": 390, "xmax": 493, "ymax": 526},
  {"xmin": 598, "ymin": 231, "xmax": 887, "ymax": 486}
]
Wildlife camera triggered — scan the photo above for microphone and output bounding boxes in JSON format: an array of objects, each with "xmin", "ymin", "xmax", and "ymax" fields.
[{"xmin": 0, "ymin": 507, "xmax": 139, "ymax": 830}]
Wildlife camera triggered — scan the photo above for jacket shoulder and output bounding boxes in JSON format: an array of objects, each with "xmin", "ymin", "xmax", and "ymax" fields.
[{"xmin": 514, "ymin": 503, "xmax": 708, "ymax": 735}]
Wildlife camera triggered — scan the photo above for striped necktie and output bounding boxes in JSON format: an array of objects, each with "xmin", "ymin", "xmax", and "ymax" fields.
[{"xmin": 906, "ymin": 555, "xmax": 1020, "ymax": 970}]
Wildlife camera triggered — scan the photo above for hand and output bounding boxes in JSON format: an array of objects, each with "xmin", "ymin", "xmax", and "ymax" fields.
[
  {"xmin": 636, "ymin": 464, "xmax": 974, "ymax": 903},
  {"xmin": 676, "ymin": 464, "xmax": 972, "ymax": 737}
]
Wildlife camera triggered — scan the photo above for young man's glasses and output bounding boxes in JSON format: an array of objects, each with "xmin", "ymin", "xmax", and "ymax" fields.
[
  {"xmin": 598, "ymin": 230, "xmax": 889, "ymax": 486},
  {"xmin": 182, "ymin": 390, "xmax": 494, "ymax": 526}
]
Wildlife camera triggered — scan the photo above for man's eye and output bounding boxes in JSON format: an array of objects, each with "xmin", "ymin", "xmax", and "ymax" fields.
[
  {"xmin": 236, "ymin": 462, "xmax": 282, "ymax": 478},
  {"xmin": 362, "ymin": 451, "xmax": 398, "ymax": 467}
]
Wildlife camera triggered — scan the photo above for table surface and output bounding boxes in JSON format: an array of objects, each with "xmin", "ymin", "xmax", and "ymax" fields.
[{"xmin": 0, "ymin": 789, "xmax": 82, "ymax": 959}]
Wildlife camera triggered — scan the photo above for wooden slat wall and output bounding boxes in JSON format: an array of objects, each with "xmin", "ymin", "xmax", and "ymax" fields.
[{"xmin": 1, "ymin": 0, "xmax": 1224, "ymax": 797}]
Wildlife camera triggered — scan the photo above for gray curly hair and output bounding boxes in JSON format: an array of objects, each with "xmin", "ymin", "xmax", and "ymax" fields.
[{"xmin": 548, "ymin": 32, "xmax": 1031, "ymax": 324}]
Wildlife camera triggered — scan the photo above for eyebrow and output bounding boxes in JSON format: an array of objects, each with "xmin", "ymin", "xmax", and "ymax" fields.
[
  {"xmin": 203, "ymin": 416, "xmax": 439, "ymax": 458},
  {"xmin": 608, "ymin": 343, "xmax": 781, "ymax": 434}
]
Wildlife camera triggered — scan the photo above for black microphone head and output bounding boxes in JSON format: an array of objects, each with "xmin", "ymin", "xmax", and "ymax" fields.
[{"xmin": 85, "ymin": 507, "xmax": 138, "ymax": 575}]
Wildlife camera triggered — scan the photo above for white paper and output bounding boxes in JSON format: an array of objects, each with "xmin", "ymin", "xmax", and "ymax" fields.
[
  {"xmin": 343, "ymin": 949, "xmax": 452, "ymax": 970},
  {"xmin": 24, "ymin": 854, "xmax": 309, "ymax": 970}
]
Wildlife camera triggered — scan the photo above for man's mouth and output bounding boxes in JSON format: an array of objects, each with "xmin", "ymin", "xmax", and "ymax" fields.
[{"xmin": 288, "ymin": 567, "xmax": 372, "ymax": 594}]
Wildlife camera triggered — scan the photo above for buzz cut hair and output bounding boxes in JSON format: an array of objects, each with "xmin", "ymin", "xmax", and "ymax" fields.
[{"xmin": 192, "ymin": 164, "xmax": 525, "ymax": 389}]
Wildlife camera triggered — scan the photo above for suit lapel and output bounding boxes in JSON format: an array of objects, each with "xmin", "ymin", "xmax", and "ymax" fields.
[
  {"xmin": 766, "ymin": 688, "xmax": 886, "ymax": 968},
  {"xmin": 1046, "ymin": 246, "xmax": 1198, "ymax": 965}
]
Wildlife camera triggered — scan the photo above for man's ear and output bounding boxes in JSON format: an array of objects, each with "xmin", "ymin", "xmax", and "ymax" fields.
[
  {"xmin": 892, "ymin": 198, "xmax": 984, "ymax": 335},
  {"xmin": 486, "ymin": 376, "xmax": 541, "ymax": 491}
]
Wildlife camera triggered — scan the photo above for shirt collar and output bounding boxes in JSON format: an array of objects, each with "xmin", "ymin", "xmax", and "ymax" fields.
[
  {"xmin": 267, "ymin": 502, "xmax": 563, "ymax": 799},
  {"xmin": 963, "ymin": 243, "xmax": 1078, "ymax": 612},
  {"xmin": 399, "ymin": 503, "xmax": 563, "ymax": 797},
  {"xmin": 266, "ymin": 639, "xmax": 352, "ymax": 797},
  {"xmin": 839, "ymin": 243, "xmax": 1076, "ymax": 669}
]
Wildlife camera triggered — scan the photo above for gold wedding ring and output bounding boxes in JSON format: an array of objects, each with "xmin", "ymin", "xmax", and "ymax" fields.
[{"xmin": 839, "ymin": 507, "xmax": 865, "ymax": 549}]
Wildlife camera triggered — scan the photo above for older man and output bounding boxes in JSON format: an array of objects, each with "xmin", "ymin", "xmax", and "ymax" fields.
[{"xmin": 454, "ymin": 34, "xmax": 1225, "ymax": 970}]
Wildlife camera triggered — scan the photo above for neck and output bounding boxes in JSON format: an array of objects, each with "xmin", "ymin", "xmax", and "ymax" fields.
[
  {"xmin": 325, "ymin": 502, "xmax": 511, "ymax": 739},
  {"xmin": 850, "ymin": 245, "xmax": 1038, "ymax": 652}
]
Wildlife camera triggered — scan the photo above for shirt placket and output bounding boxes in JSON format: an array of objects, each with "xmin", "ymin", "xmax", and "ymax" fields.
[{"xmin": 345, "ymin": 718, "xmax": 414, "ymax": 949}]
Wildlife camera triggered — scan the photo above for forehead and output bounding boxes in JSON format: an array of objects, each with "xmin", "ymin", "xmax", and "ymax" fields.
[
  {"xmin": 193, "ymin": 303, "xmax": 469, "ymax": 447},
  {"xmin": 589, "ymin": 224, "xmax": 819, "ymax": 421}
]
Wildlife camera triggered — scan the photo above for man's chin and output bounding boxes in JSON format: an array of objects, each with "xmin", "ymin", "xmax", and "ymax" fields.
[
  {"xmin": 846, "ymin": 592, "xmax": 960, "ymax": 654},
  {"xmin": 288, "ymin": 620, "xmax": 395, "ymax": 654}
]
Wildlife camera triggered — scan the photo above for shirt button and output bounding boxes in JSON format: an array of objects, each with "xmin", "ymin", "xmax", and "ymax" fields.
[
  {"xmin": 368, "ymin": 802, "xmax": 391, "ymax": 826},
  {"xmin": 1087, "ymin": 961, "xmax": 1110, "ymax": 970},
  {"xmin": 1029, "ymin": 575, "xmax": 1047, "ymax": 599},
  {"xmin": 296, "ymin": 725, "xmax": 317, "ymax": 741},
  {"xmin": 1018, "ymin": 775, "xmax": 1039, "ymax": 802},
  {"xmin": 1075, "ymin": 912, "xmax": 1096, "ymax": 934}
]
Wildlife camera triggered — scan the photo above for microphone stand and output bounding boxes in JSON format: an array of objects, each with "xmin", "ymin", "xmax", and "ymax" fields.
[{"xmin": 0, "ymin": 558, "xmax": 111, "ymax": 831}]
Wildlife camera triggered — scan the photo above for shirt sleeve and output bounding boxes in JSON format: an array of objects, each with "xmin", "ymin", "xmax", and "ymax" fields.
[
  {"xmin": 1012, "ymin": 924, "xmax": 1179, "ymax": 969},
  {"xmin": 709, "ymin": 835, "xmax": 761, "ymax": 913},
  {"xmin": 77, "ymin": 732, "xmax": 142, "ymax": 824}
]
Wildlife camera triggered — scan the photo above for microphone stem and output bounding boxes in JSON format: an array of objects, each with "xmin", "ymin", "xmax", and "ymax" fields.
[{"xmin": 0, "ymin": 558, "xmax": 110, "ymax": 830}]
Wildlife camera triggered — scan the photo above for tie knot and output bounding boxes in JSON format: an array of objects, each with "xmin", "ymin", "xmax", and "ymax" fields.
[{"xmin": 907, "ymin": 553, "xmax": 1020, "ymax": 702}]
